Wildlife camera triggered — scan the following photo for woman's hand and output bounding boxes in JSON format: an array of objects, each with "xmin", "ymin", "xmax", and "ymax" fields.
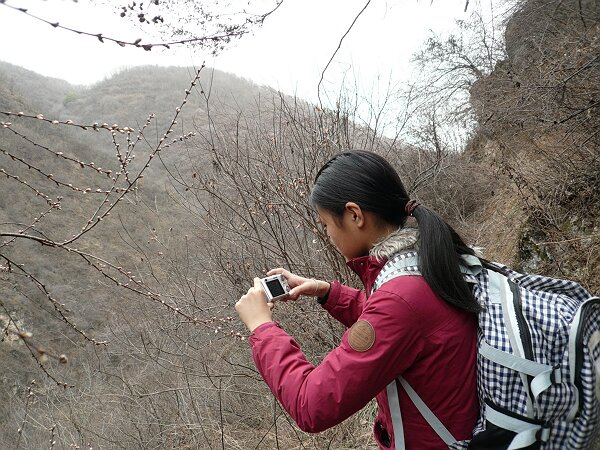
[
  {"xmin": 236, "ymin": 272, "xmax": 331, "ymax": 332},
  {"xmin": 236, "ymin": 278, "xmax": 275, "ymax": 333},
  {"xmin": 266, "ymin": 268, "xmax": 330, "ymax": 301}
]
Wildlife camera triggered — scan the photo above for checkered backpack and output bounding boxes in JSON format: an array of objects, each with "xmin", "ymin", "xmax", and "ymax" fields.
[{"xmin": 373, "ymin": 251, "xmax": 600, "ymax": 450}]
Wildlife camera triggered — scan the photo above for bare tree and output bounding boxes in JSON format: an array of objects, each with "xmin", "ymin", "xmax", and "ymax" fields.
[
  {"xmin": 409, "ymin": 5, "xmax": 507, "ymax": 146},
  {"xmin": 1, "ymin": 0, "xmax": 283, "ymax": 52}
]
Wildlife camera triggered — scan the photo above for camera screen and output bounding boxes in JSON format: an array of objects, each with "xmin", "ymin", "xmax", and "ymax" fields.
[{"xmin": 266, "ymin": 279, "xmax": 285, "ymax": 297}]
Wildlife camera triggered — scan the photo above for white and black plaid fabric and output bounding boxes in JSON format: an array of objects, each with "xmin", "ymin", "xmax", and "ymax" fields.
[{"xmin": 472, "ymin": 264, "xmax": 599, "ymax": 449}]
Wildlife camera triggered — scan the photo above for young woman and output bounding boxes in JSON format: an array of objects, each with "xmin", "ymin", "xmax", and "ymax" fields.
[{"xmin": 235, "ymin": 150, "xmax": 480, "ymax": 449}]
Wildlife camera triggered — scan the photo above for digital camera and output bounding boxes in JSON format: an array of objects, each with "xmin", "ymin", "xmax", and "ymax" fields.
[{"xmin": 260, "ymin": 274, "xmax": 290, "ymax": 302}]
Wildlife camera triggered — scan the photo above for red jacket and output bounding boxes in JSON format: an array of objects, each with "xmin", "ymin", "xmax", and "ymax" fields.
[{"xmin": 249, "ymin": 252, "xmax": 478, "ymax": 449}]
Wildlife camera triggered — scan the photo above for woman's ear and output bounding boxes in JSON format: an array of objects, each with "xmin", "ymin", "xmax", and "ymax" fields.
[{"xmin": 345, "ymin": 202, "xmax": 365, "ymax": 227}]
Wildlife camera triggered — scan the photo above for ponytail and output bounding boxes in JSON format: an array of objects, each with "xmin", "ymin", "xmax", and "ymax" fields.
[{"xmin": 411, "ymin": 204, "xmax": 482, "ymax": 313}]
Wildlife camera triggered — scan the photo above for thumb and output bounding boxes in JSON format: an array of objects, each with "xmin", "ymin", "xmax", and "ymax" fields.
[{"xmin": 288, "ymin": 283, "xmax": 306, "ymax": 300}]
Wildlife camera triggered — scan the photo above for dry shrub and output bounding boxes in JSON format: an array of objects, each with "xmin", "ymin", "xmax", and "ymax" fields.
[{"xmin": 469, "ymin": 0, "xmax": 600, "ymax": 290}]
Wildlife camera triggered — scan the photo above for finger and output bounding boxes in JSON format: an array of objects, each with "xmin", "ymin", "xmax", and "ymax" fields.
[
  {"xmin": 266, "ymin": 268, "xmax": 287, "ymax": 276},
  {"xmin": 287, "ymin": 286, "xmax": 304, "ymax": 300},
  {"xmin": 252, "ymin": 279, "xmax": 268, "ymax": 301},
  {"xmin": 267, "ymin": 302, "xmax": 275, "ymax": 310}
]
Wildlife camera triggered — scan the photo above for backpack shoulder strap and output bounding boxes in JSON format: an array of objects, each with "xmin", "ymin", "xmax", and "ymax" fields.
[
  {"xmin": 373, "ymin": 252, "xmax": 484, "ymax": 294},
  {"xmin": 387, "ymin": 377, "xmax": 458, "ymax": 450},
  {"xmin": 379, "ymin": 251, "xmax": 483, "ymax": 448},
  {"xmin": 372, "ymin": 251, "xmax": 420, "ymax": 294}
]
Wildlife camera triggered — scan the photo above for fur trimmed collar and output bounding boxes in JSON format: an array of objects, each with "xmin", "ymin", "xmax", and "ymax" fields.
[{"xmin": 370, "ymin": 227, "xmax": 419, "ymax": 261}]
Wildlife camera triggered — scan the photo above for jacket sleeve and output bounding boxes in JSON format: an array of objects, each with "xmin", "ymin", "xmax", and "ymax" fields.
[
  {"xmin": 321, "ymin": 280, "xmax": 366, "ymax": 328},
  {"xmin": 249, "ymin": 287, "xmax": 424, "ymax": 433}
]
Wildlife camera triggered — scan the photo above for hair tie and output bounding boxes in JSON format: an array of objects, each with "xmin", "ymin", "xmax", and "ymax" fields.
[{"xmin": 405, "ymin": 199, "xmax": 420, "ymax": 216}]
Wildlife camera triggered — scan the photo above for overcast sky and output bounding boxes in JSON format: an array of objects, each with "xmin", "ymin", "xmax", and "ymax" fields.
[{"xmin": 0, "ymin": 0, "xmax": 474, "ymax": 105}]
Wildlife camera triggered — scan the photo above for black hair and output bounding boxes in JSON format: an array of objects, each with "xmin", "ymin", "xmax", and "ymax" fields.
[{"xmin": 310, "ymin": 150, "xmax": 481, "ymax": 314}]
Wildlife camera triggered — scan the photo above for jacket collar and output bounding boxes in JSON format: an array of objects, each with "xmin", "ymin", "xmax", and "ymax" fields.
[{"xmin": 346, "ymin": 227, "xmax": 419, "ymax": 293}]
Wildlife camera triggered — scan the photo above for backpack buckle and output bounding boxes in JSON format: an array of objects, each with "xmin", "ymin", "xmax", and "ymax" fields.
[
  {"xmin": 550, "ymin": 365, "xmax": 562, "ymax": 384},
  {"xmin": 536, "ymin": 423, "xmax": 552, "ymax": 442}
]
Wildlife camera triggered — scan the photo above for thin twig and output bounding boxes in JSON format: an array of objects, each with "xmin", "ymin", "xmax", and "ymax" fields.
[{"xmin": 317, "ymin": 0, "xmax": 372, "ymax": 110}]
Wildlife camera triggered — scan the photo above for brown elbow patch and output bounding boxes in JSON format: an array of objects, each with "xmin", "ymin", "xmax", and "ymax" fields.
[{"xmin": 348, "ymin": 320, "xmax": 375, "ymax": 352}]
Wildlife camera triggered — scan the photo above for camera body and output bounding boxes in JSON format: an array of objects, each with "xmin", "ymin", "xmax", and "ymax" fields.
[{"xmin": 260, "ymin": 274, "xmax": 290, "ymax": 302}]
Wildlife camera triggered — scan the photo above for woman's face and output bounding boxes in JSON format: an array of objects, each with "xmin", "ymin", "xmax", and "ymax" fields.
[{"xmin": 316, "ymin": 207, "xmax": 370, "ymax": 261}]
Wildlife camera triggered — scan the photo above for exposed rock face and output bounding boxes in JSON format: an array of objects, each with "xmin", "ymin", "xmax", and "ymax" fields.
[{"xmin": 467, "ymin": 0, "xmax": 599, "ymax": 291}]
